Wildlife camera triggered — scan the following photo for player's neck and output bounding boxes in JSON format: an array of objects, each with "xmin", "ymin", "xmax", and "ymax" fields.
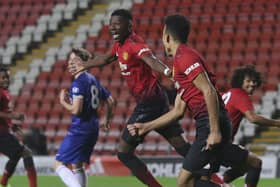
[
  {"xmin": 74, "ymin": 70, "xmax": 85, "ymax": 79},
  {"xmin": 171, "ymin": 42, "xmax": 181, "ymax": 56}
]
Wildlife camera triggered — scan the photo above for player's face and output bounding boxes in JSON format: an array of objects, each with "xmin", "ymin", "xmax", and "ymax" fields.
[
  {"xmin": 162, "ymin": 26, "xmax": 172, "ymax": 57},
  {"xmin": 68, "ymin": 53, "xmax": 83, "ymax": 75},
  {"xmin": 0, "ymin": 70, "xmax": 9, "ymax": 89},
  {"xmin": 242, "ymin": 76, "xmax": 257, "ymax": 95},
  {"xmin": 109, "ymin": 15, "xmax": 130, "ymax": 44}
]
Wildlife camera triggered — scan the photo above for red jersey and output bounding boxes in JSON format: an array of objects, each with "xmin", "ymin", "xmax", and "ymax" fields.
[
  {"xmin": 221, "ymin": 88, "xmax": 254, "ymax": 139},
  {"xmin": 111, "ymin": 32, "xmax": 158, "ymax": 100},
  {"xmin": 0, "ymin": 88, "xmax": 12, "ymax": 132},
  {"xmin": 173, "ymin": 44, "xmax": 220, "ymax": 119}
]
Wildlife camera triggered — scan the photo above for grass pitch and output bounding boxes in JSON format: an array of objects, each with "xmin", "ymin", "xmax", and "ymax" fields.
[{"xmin": 6, "ymin": 176, "xmax": 280, "ymax": 187}]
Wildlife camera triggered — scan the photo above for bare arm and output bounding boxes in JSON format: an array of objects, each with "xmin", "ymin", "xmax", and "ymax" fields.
[
  {"xmin": 99, "ymin": 96, "xmax": 115, "ymax": 131},
  {"xmin": 128, "ymin": 93, "xmax": 186, "ymax": 136},
  {"xmin": 0, "ymin": 111, "xmax": 24, "ymax": 121},
  {"xmin": 59, "ymin": 89, "xmax": 83, "ymax": 115},
  {"xmin": 141, "ymin": 53, "xmax": 172, "ymax": 78},
  {"xmin": 85, "ymin": 53, "xmax": 117, "ymax": 68},
  {"xmin": 193, "ymin": 72, "xmax": 221, "ymax": 149},
  {"xmin": 245, "ymin": 110, "xmax": 280, "ymax": 127}
]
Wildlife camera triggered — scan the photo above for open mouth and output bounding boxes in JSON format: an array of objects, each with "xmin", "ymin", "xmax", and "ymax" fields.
[{"xmin": 112, "ymin": 33, "xmax": 120, "ymax": 40}]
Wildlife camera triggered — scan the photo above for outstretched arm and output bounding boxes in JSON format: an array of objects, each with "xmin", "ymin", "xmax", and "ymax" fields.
[
  {"xmin": 128, "ymin": 93, "xmax": 186, "ymax": 136},
  {"xmin": 141, "ymin": 53, "xmax": 172, "ymax": 78},
  {"xmin": 245, "ymin": 110, "xmax": 280, "ymax": 127},
  {"xmin": 85, "ymin": 53, "xmax": 117, "ymax": 68},
  {"xmin": 0, "ymin": 111, "xmax": 24, "ymax": 121}
]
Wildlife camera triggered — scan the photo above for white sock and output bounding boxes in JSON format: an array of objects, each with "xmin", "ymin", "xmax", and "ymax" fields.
[
  {"xmin": 73, "ymin": 168, "xmax": 88, "ymax": 187},
  {"xmin": 56, "ymin": 165, "xmax": 81, "ymax": 187}
]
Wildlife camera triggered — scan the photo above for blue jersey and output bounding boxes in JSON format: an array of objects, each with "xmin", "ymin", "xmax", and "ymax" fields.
[{"xmin": 69, "ymin": 72, "xmax": 110, "ymax": 134}]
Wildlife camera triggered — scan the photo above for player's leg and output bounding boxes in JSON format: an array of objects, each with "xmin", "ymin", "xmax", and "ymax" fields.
[
  {"xmin": 22, "ymin": 146, "xmax": 37, "ymax": 187},
  {"xmin": 55, "ymin": 134, "xmax": 85, "ymax": 187},
  {"xmin": 55, "ymin": 161, "xmax": 81, "ymax": 187},
  {"xmin": 221, "ymin": 144, "xmax": 261, "ymax": 187},
  {"xmin": 0, "ymin": 133, "xmax": 24, "ymax": 187},
  {"xmin": 117, "ymin": 135, "xmax": 162, "ymax": 187},
  {"xmin": 72, "ymin": 162, "xmax": 87, "ymax": 187},
  {"xmin": 160, "ymin": 126, "xmax": 191, "ymax": 157},
  {"xmin": 244, "ymin": 152, "xmax": 262, "ymax": 187}
]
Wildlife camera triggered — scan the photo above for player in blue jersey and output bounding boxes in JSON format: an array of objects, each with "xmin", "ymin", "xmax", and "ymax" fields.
[{"xmin": 55, "ymin": 48, "xmax": 114, "ymax": 187}]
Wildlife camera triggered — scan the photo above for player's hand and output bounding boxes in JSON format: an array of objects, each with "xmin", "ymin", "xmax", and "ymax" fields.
[
  {"xmin": 59, "ymin": 89, "xmax": 69, "ymax": 104},
  {"xmin": 11, "ymin": 124, "xmax": 23, "ymax": 139},
  {"xmin": 206, "ymin": 132, "xmax": 222, "ymax": 150},
  {"xmin": 127, "ymin": 123, "xmax": 145, "ymax": 136},
  {"xmin": 11, "ymin": 112, "xmax": 25, "ymax": 121},
  {"xmin": 100, "ymin": 118, "xmax": 110, "ymax": 132}
]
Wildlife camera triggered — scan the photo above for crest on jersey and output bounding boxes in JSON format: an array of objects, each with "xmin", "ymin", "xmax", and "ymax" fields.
[{"xmin": 123, "ymin": 52, "xmax": 128, "ymax": 60}]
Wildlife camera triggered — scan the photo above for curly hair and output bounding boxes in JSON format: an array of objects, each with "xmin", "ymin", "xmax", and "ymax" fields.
[{"xmin": 230, "ymin": 65, "xmax": 262, "ymax": 88}]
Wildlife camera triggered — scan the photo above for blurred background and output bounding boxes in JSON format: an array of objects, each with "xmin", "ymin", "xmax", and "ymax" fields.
[{"xmin": 0, "ymin": 0, "xmax": 280, "ymax": 179}]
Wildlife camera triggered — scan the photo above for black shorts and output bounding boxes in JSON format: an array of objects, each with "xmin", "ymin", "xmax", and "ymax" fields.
[
  {"xmin": 182, "ymin": 109, "xmax": 248, "ymax": 172},
  {"xmin": 0, "ymin": 132, "xmax": 24, "ymax": 158},
  {"xmin": 122, "ymin": 86, "xmax": 183, "ymax": 147}
]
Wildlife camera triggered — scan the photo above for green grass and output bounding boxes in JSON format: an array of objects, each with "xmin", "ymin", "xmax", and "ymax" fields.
[{"xmin": 6, "ymin": 176, "xmax": 280, "ymax": 187}]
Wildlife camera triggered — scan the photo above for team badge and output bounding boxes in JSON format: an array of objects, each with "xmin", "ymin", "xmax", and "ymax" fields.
[{"xmin": 123, "ymin": 52, "xmax": 128, "ymax": 60}]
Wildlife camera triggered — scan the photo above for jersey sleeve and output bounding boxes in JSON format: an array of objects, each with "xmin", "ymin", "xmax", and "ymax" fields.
[
  {"xmin": 131, "ymin": 42, "xmax": 152, "ymax": 58},
  {"xmin": 95, "ymin": 79, "xmax": 111, "ymax": 100},
  {"xmin": 71, "ymin": 81, "xmax": 85, "ymax": 98},
  {"xmin": 177, "ymin": 53, "xmax": 205, "ymax": 82},
  {"xmin": 233, "ymin": 92, "xmax": 254, "ymax": 114}
]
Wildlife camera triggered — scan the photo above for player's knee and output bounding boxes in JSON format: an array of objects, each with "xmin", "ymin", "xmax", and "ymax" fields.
[
  {"xmin": 177, "ymin": 169, "xmax": 192, "ymax": 187},
  {"xmin": 247, "ymin": 153, "xmax": 262, "ymax": 169}
]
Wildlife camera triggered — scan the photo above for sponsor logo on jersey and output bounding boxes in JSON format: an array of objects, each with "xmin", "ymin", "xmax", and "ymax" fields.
[
  {"xmin": 184, "ymin": 62, "xmax": 200, "ymax": 75},
  {"xmin": 72, "ymin": 87, "xmax": 79, "ymax": 94},
  {"xmin": 123, "ymin": 52, "xmax": 128, "ymax": 60}
]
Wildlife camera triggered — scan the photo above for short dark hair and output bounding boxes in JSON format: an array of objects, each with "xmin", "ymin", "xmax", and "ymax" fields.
[
  {"xmin": 111, "ymin": 9, "xmax": 133, "ymax": 22},
  {"xmin": 164, "ymin": 14, "xmax": 191, "ymax": 43},
  {"xmin": 231, "ymin": 65, "xmax": 262, "ymax": 88},
  {"xmin": 71, "ymin": 48, "xmax": 92, "ymax": 61}
]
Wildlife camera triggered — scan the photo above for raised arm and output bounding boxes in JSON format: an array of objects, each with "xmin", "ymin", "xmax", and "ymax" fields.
[
  {"xmin": 141, "ymin": 53, "xmax": 172, "ymax": 78},
  {"xmin": 193, "ymin": 72, "xmax": 221, "ymax": 149}
]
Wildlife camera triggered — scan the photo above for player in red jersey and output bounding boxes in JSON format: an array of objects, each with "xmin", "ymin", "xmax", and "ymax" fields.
[
  {"xmin": 73, "ymin": 9, "xmax": 192, "ymax": 187},
  {"xmin": 0, "ymin": 66, "xmax": 37, "ymax": 187},
  {"xmin": 128, "ymin": 15, "xmax": 261, "ymax": 187},
  {"xmin": 212, "ymin": 65, "xmax": 280, "ymax": 186}
]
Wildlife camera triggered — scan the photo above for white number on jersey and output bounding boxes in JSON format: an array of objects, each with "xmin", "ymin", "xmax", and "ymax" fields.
[
  {"xmin": 222, "ymin": 91, "xmax": 232, "ymax": 105},
  {"xmin": 90, "ymin": 85, "xmax": 99, "ymax": 109}
]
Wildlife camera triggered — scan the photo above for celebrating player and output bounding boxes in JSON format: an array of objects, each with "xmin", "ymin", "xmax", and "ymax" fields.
[
  {"xmin": 0, "ymin": 66, "xmax": 37, "ymax": 187},
  {"xmin": 213, "ymin": 65, "xmax": 280, "ymax": 186},
  {"xmin": 54, "ymin": 48, "xmax": 114, "ymax": 187},
  {"xmin": 127, "ymin": 15, "xmax": 261, "ymax": 187},
  {"xmin": 72, "ymin": 9, "xmax": 191, "ymax": 187}
]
